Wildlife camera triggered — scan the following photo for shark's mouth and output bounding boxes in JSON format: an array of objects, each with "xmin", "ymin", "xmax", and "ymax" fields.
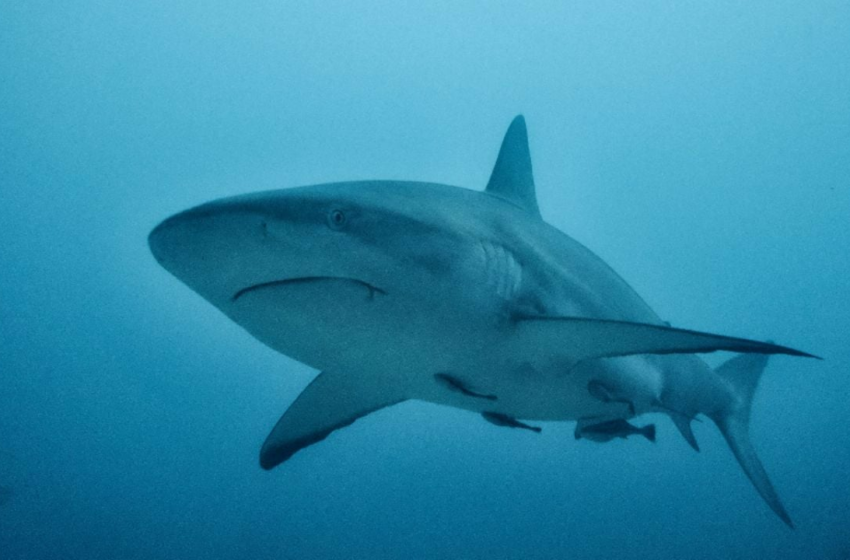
[{"xmin": 231, "ymin": 276, "xmax": 386, "ymax": 302}]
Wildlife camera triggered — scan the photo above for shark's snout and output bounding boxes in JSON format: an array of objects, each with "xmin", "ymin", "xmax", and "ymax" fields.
[
  {"xmin": 148, "ymin": 208, "xmax": 213, "ymax": 269},
  {"xmin": 148, "ymin": 200, "xmax": 250, "ymax": 266},
  {"xmin": 147, "ymin": 201, "xmax": 249, "ymax": 289},
  {"xmin": 148, "ymin": 214, "xmax": 183, "ymax": 266},
  {"xmin": 148, "ymin": 195, "xmax": 317, "ymax": 307}
]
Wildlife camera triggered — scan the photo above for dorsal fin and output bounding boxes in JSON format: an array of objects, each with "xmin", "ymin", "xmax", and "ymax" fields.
[{"xmin": 485, "ymin": 115, "xmax": 541, "ymax": 218}]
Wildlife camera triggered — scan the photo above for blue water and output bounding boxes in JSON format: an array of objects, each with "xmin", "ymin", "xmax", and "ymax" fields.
[{"xmin": 2, "ymin": 2, "xmax": 848, "ymax": 558}]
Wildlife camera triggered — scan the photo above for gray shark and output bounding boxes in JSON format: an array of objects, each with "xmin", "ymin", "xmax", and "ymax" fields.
[{"xmin": 149, "ymin": 116, "xmax": 816, "ymax": 527}]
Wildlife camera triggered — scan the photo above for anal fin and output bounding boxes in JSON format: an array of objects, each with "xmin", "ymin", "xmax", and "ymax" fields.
[{"xmin": 672, "ymin": 414, "xmax": 700, "ymax": 452}]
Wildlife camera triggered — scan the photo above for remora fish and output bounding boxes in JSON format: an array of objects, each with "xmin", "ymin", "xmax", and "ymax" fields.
[
  {"xmin": 575, "ymin": 419, "xmax": 655, "ymax": 443},
  {"xmin": 149, "ymin": 115, "xmax": 817, "ymax": 527}
]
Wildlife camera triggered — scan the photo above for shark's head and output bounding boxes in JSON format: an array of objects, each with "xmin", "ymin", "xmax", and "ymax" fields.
[
  {"xmin": 152, "ymin": 184, "xmax": 370, "ymax": 304},
  {"xmin": 149, "ymin": 181, "xmax": 471, "ymax": 305},
  {"xmin": 148, "ymin": 181, "xmax": 477, "ymax": 368}
]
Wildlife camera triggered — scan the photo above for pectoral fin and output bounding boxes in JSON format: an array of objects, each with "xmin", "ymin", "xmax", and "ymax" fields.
[
  {"xmin": 260, "ymin": 371, "xmax": 407, "ymax": 470},
  {"xmin": 512, "ymin": 316, "xmax": 816, "ymax": 370}
]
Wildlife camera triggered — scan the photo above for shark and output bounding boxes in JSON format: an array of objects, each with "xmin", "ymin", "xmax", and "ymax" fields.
[{"xmin": 149, "ymin": 116, "xmax": 817, "ymax": 527}]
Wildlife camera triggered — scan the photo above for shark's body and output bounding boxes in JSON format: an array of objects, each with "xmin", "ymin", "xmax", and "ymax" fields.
[{"xmin": 149, "ymin": 116, "xmax": 815, "ymax": 527}]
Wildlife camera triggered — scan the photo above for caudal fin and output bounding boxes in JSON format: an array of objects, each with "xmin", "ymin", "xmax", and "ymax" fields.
[
  {"xmin": 712, "ymin": 354, "xmax": 794, "ymax": 528},
  {"xmin": 642, "ymin": 423, "xmax": 657, "ymax": 443}
]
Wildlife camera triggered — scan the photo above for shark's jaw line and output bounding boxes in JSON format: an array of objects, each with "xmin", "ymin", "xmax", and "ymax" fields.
[{"xmin": 231, "ymin": 276, "xmax": 387, "ymax": 302}]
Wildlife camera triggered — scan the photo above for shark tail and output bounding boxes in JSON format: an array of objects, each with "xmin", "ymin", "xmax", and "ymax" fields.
[
  {"xmin": 641, "ymin": 423, "xmax": 656, "ymax": 443},
  {"xmin": 711, "ymin": 354, "xmax": 793, "ymax": 528}
]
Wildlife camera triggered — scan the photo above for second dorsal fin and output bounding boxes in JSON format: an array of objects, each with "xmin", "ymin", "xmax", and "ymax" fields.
[{"xmin": 485, "ymin": 115, "xmax": 541, "ymax": 218}]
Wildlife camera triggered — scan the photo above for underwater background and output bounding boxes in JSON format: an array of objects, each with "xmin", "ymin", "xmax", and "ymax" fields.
[{"xmin": 1, "ymin": 1, "xmax": 848, "ymax": 558}]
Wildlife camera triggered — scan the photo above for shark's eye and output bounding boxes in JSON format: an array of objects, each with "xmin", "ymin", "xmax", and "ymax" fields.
[{"xmin": 327, "ymin": 209, "xmax": 347, "ymax": 230}]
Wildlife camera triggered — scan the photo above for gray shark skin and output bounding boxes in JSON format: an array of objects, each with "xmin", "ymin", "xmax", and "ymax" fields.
[{"xmin": 149, "ymin": 116, "xmax": 816, "ymax": 527}]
